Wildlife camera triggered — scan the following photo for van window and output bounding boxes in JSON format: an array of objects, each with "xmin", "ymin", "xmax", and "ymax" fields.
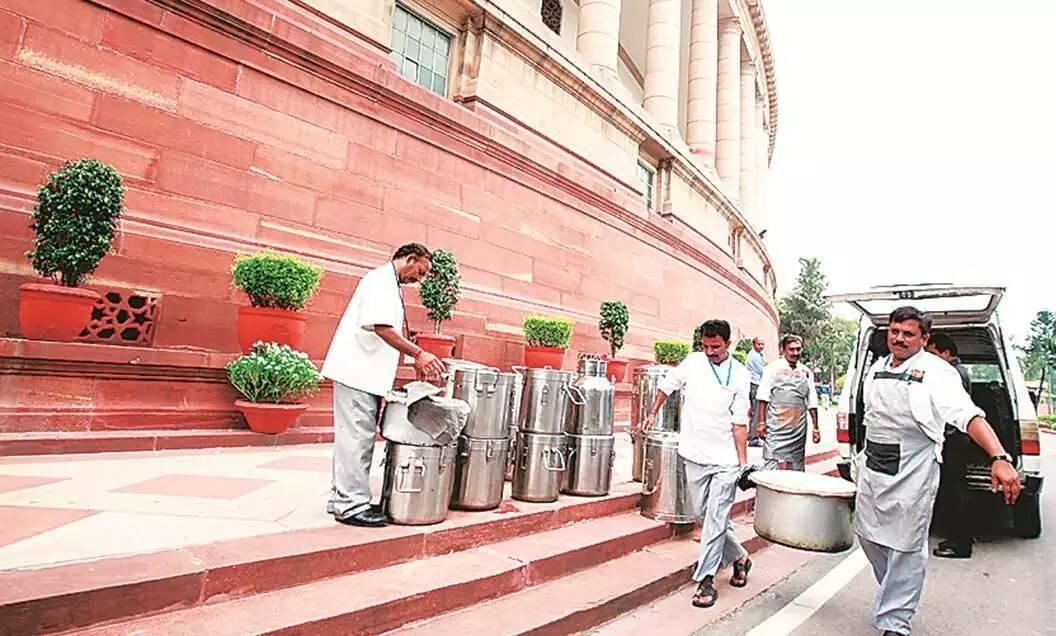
[{"xmin": 966, "ymin": 364, "xmax": 1004, "ymax": 384}]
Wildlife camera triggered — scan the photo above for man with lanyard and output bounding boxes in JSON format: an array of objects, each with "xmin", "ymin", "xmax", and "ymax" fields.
[
  {"xmin": 322, "ymin": 243, "xmax": 446, "ymax": 527},
  {"xmin": 745, "ymin": 337, "xmax": 766, "ymax": 447},
  {"xmin": 643, "ymin": 319, "xmax": 752, "ymax": 609},
  {"xmin": 854, "ymin": 306, "xmax": 1019, "ymax": 635},
  {"xmin": 926, "ymin": 332, "xmax": 976, "ymax": 559},
  {"xmin": 755, "ymin": 334, "xmax": 821, "ymax": 471}
]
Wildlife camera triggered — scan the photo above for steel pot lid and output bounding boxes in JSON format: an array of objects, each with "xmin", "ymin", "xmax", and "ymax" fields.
[{"xmin": 749, "ymin": 470, "xmax": 856, "ymax": 499}]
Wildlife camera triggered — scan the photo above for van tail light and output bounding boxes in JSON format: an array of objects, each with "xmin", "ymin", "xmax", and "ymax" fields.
[
  {"xmin": 836, "ymin": 413, "xmax": 850, "ymax": 444},
  {"xmin": 1020, "ymin": 419, "xmax": 1040, "ymax": 456}
]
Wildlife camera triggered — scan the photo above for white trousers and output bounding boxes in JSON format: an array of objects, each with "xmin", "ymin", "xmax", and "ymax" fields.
[
  {"xmin": 859, "ymin": 535, "xmax": 929, "ymax": 635},
  {"xmin": 685, "ymin": 460, "xmax": 748, "ymax": 581},
  {"xmin": 326, "ymin": 383, "xmax": 382, "ymax": 519}
]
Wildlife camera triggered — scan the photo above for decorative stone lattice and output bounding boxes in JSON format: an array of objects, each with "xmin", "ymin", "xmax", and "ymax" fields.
[
  {"xmin": 78, "ymin": 290, "xmax": 160, "ymax": 346},
  {"xmin": 541, "ymin": 0, "xmax": 562, "ymax": 35}
]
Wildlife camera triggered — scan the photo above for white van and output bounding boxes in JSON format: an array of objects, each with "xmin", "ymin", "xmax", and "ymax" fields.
[{"xmin": 829, "ymin": 284, "xmax": 1044, "ymax": 538}]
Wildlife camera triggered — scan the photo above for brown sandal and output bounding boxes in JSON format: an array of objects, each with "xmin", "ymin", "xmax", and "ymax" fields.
[{"xmin": 730, "ymin": 557, "xmax": 752, "ymax": 588}]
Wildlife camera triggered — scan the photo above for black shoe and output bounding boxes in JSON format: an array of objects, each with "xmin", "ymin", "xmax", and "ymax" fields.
[
  {"xmin": 933, "ymin": 540, "xmax": 971, "ymax": 559},
  {"xmin": 335, "ymin": 509, "xmax": 387, "ymax": 527},
  {"xmin": 882, "ymin": 631, "xmax": 908, "ymax": 636}
]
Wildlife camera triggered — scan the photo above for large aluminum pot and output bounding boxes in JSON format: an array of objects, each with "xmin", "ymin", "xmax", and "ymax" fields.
[
  {"xmin": 518, "ymin": 368, "xmax": 582, "ymax": 435},
  {"xmin": 640, "ymin": 430, "xmax": 695, "ymax": 524},
  {"xmin": 565, "ymin": 358, "xmax": 615, "ymax": 436},
  {"xmin": 452, "ymin": 368, "xmax": 517, "ymax": 439},
  {"xmin": 512, "ymin": 431, "xmax": 567, "ymax": 503},
  {"xmin": 750, "ymin": 470, "xmax": 857, "ymax": 552},
  {"xmin": 450, "ymin": 436, "xmax": 510, "ymax": 511},
  {"xmin": 561, "ymin": 434, "xmax": 615, "ymax": 497},
  {"xmin": 631, "ymin": 365, "xmax": 682, "ymax": 434},
  {"xmin": 439, "ymin": 359, "xmax": 487, "ymax": 397},
  {"xmin": 381, "ymin": 441, "xmax": 457, "ymax": 525}
]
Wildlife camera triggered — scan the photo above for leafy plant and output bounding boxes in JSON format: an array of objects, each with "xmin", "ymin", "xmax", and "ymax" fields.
[
  {"xmin": 598, "ymin": 300, "xmax": 629, "ymax": 358},
  {"xmin": 732, "ymin": 349, "xmax": 747, "ymax": 365},
  {"xmin": 654, "ymin": 340, "xmax": 690, "ymax": 365},
  {"xmin": 27, "ymin": 158, "xmax": 124, "ymax": 287},
  {"xmin": 232, "ymin": 252, "xmax": 323, "ymax": 311},
  {"xmin": 418, "ymin": 249, "xmax": 461, "ymax": 334},
  {"xmin": 226, "ymin": 342, "xmax": 322, "ymax": 404},
  {"xmin": 524, "ymin": 315, "xmax": 573, "ymax": 348},
  {"xmin": 692, "ymin": 324, "xmax": 704, "ymax": 352}
]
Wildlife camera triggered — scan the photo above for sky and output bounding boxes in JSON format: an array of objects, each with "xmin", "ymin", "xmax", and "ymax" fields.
[{"xmin": 761, "ymin": 0, "xmax": 1054, "ymax": 345}]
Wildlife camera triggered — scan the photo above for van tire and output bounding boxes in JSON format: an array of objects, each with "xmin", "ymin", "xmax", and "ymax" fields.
[{"xmin": 1012, "ymin": 492, "xmax": 1042, "ymax": 539}]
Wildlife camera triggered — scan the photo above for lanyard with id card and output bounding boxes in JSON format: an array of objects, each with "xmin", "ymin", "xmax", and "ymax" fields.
[{"xmin": 708, "ymin": 357, "xmax": 737, "ymax": 414}]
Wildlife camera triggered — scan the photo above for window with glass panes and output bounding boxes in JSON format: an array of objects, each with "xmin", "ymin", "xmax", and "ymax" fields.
[
  {"xmin": 637, "ymin": 161, "xmax": 655, "ymax": 210},
  {"xmin": 390, "ymin": 4, "xmax": 451, "ymax": 96}
]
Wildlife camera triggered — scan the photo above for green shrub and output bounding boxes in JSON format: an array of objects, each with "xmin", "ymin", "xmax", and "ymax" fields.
[
  {"xmin": 232, "ymin": 252, "xmax": 323, "ymax": 311},
  {"xmin": 27, "ymin": 158, "xmax": 124, "ymax": 287},
  {"xmin": 226, "ymin": 342, "xmax": 322, "ymax": 403},
  {"xmin": 1039, "ymin": 413, "xmax": 1056, "ymax": 424},
  {"xmin": 524, "ymin": 315, "xmax": 573, "ymax": 348},
  {"xmin": 654, "ymin": 340, "xmax": 690, "ymax": 364},
  {"xmin": 732, "ymin": 349, "xmax": 747, "ymax": 365},
  {"xmin": 692, "ymin": 324, "xmax": 704, "ymax": 352},
  {"xmin": 419, "ymin": 249, "xmax": 461, "ymax": 333},
  {"xmin": 598, "ymin": 300, "xmax": 629, "ymax": 358}
]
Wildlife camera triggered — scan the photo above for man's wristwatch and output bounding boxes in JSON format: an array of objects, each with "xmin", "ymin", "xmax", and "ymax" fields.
[{"xmin": 988, "ymin": 454, "xmax": 1013, "ymax": 466}]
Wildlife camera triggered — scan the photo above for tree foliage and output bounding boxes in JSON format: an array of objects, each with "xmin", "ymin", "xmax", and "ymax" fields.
[
  {"xmin": 598, "ymin": 300, "xmax": 629, "ymax": 357},
  {"xmin": 777, "ymin": 257, "xmax": 856, "ymax": 386},
  {"xmin": 418, "ymin": 249, "xmax": 461, "ymax": 333},
  {"xmin": 1018, "ymin": 310, "xmax": 1056, "ymax": 408}
]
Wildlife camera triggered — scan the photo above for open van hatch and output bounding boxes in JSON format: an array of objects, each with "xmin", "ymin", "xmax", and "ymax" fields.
[{"xmin": 826, "ymin": 284, "xmax": 1004, "ymax": 327}]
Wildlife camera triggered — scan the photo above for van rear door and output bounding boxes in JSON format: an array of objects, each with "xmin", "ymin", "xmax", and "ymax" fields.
[{"xmin": 825, "ymin": 284, "xmax": 1004, "ymax": 327}]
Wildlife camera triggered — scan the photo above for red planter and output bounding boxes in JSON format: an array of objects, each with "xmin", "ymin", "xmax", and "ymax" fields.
[
  {"xmin": 605, "ymin": 359, "xmax": 628, "ymax": 383},
  {"xmin": 415, "ymin": 333, "xmax": 456, "ymax": 359},
  {"xmin": 18, "ymin": 282, "xmax": 100, "ymax": 342},
  {"xmin": 524, "ymin": 345, "xmax": 567, "ymax": 369},
  {"xmin": 235, "ymin": 399, "xmax": 308, "ymax": 434},
  {"xmin": 237, "ymin": 306, "xmax": 306, "ymax": 353}
]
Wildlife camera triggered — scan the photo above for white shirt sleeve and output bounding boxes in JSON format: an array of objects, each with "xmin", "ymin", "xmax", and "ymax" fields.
[
  {"xmin": 731, "ymin": 364, "xmax": 751, "ymax": 426},
  {"xmin": 755, "ymin": 362, "xmax": 776, "ymax": 402},
  {"xmin": 657, "ymin": 358, "xmax": 689, "ymax": 395},
  {"xmin": 927, "ymin": 362, "xmax": 985, "ymax": 433},
  {"xmin": 806, "ymin": 369, "xmax": 819, "ymax": 409},
  {"xmin": 357, "ymin": 270, "xmax": 401, "ymax": 331}
]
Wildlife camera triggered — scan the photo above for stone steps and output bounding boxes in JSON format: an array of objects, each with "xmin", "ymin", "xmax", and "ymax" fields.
[{"xmin": 0, "ymin": 427, "xmax": 336, "ymax": 456}]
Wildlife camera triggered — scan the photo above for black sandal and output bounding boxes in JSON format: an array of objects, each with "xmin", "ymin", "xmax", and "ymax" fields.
[
  {"xmin": 730, "ymin": 557, "xmax": 752, "ymax": 588},
  {"xmin": 692, "ymin": 577, "xmax": 718, "ymax": 608}
]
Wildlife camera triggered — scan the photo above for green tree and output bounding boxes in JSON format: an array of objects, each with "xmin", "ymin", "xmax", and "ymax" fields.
[
  {"xmin": 777, "ymin": 258, "xmax": 855, "ymax": 386},
  {"xmin": 1019, "ymin": 310, "xmax": 1056, "ymax": 411}
]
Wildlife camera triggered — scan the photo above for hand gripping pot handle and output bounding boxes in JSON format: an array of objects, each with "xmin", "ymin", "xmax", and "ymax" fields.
[
  {"xmin": 396, "ymin": 458, "xmax": 426, "ymax": 493},
  {"xmin": 543, "ymin": 446, "xmax": 566, "ymax": 472},
  {"xmin": 563, "ymin": 382, "xmax": 586, "ymax": 406}
]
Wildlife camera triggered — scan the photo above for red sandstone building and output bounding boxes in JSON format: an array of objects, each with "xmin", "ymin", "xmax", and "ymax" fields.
[{"xmin": 0, "ymin": 0, "xmax": 779, "ymax": 454}]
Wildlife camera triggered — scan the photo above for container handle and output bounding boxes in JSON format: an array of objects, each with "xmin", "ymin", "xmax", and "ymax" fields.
[
  {"xmin": 540, "ymin": 384, "xmax": 550, "ymax": 405},
  {"xmin": 485, "ymin": 441, "xmax": 496, "ymax": 461},
  {"xmin": 396, "ymin": 459, "xmax": 426, "ymax": 493},
  {"xmin": 564, "ymin": 382, "xmax": 586, "ymax": 406},
  {"xmin": 543, "ymin": 447, "xmax": 566, "ymax": 472},
  {"xmin": 641, "ymin": 458, "xmax": 658, "ymax": 495},
  {"xmin": 512, "ymin": 365, "xmax": 527, "ymax": 376}
]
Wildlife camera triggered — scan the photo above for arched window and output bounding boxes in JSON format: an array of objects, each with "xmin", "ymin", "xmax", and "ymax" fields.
[{"xmin": 541, "ymin": 0, "xmax": 562, "ymax": 35}]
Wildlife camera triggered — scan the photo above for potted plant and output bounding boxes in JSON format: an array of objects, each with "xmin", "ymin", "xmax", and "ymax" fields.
[
  {"xmin": 654, "ymin": 340, "xmax": 690, "ymax": 366},
  {"xmin": 232, "ymin": 251, "xmax": 323, "ymax": 353},
  {"xmin": 227, "ymin": 342, "xmax": 323, "ymax": 434},
  {"xmin": 415, "ymin": 248, "xmax": 461, "ymax": 359},
  {"xmin": 19, "ymin": 159, "xmax": 123, "ymax": 341},
  {"xmin": 523, "ymin": 314, "xmax": 573, "ymax": 369},
  {"xmin": 598, "ymin": 300, "xmax": 630, "ymax": 382}
]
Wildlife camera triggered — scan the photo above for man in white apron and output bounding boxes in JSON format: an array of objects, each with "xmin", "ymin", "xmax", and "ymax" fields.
[
  {"xmin": 853, "ymin": 306, "xmax": 1020, "ymax": 635},
  {"xmin": 755, "ymin": 334, "xmax": 820, "ymax": 470},
  {"xmin": 643, "ymin": 319, "xmax": 753, "ymax": 609}
]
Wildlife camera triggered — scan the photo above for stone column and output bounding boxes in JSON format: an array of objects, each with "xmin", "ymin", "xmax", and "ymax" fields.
[
  {"xmin": 739, "ymin": 58, "xmax": 757, "ymax": 218},
  {"xmin": 576, "ymin": 0, "xmax": 622, "ymax": 73},
  {"xmin": 755, "ymin": 101, "xmax": 769, "ymax": 233},
  {"xmin": 643, "ymin": 0, "xmax": 681, "ymax": 130},
  {"xmin": 685, "ymin": 0, "xmax": 718, "ymax": 164},
  {"xmin": 715, "ymin": 16, "xmax": 741, "ymax": 193}
]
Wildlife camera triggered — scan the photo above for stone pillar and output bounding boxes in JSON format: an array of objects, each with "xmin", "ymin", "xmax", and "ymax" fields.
[
  {"xmin": 715, "ymin": 16, "xmax": 741, "ymax": 193},
  {"xmin": 755, "ymin": 101, "xmax": 769, "ymax": 233},
  {"xmin": 739, "ymin": 58, "xmax": 757, "ymax": 218},
  {"xmin": 577, "ymin": 0, "xmax": 622, "ymax": 73},
  {"xmin": 643, "ymin": 0, "xmax": 681, "ymax": 130},
  {"xmin": 685, "ymin": 0, "xmax": 718, "ymax": 164}
]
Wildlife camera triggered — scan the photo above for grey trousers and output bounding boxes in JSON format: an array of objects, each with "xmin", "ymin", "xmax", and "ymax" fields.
[
  {"xmin": 859, "ymin": 535, "xmax": 928, "ymax": 635},
  {"xmin": 326, "ymin": 383, "xmax": 382, "ymax": 519},
  {"xmin": 762, "ymin": 455, "xmax": 806, "ymax": 471},
  {"xmin": 685, "ymin": 460, "xmax": 748, "ymax": 581}
]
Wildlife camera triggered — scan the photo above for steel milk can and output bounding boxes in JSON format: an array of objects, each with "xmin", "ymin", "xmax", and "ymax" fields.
[
  {"xmin": 631, "ymin": 365, "xmax": 682, "ymax": 482},
  {"xmin": 563, "ymin": 357, "xmax": 616, "ymax": 496}
]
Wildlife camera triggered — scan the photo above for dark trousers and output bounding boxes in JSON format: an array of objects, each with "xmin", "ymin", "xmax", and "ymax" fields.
[
  {"xmin": 748, "ymin": 383, "xmax": 760, "ymax": 442},
  {"xmin": 938, "ymin": 431, "xmax": 973, "ymax": 546}
]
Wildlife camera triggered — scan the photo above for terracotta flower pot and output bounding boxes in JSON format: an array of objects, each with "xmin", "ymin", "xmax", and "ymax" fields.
[
  {"xmin": 524, "ymin": 345, "xmax": 566, "ymax": 369},
  {"xmin": 18, "ymin": 282, "xmax": 100, "ymax": 342},
  {"xmin": 605, "ymin": 359, "xmax": 628, "ymax": 383},
  {"xmin": 237, "ymin": 306, "xmax": 306, "ymax": 353},
  {"xmin": 235, "ymin": 399, "xmax": 308, "ymax": 434},
  {"xmin": 415, "ymin": 333, "xmax": 456, "ymax": 359}
]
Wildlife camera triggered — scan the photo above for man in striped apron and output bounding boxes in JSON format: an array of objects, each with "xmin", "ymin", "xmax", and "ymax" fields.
[{"xmin": 756, "ymin": 334, "xmax": 820, "ymax": 471}]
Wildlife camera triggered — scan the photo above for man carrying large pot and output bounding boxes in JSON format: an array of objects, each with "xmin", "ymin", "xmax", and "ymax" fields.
[
  {"xmin": 643, "ymin": 319, "xmax": 753, "ymax": 609},
  {"xmin": 853, "ymin": 306, "xmax": 1019, "ymax": 635},
  {"xmin": 322, "ymin": 243, "xmax": 445, "ymax": 528},
  {"xmin": 755, "ymin": 334, "xmax": 820, "ymax": 471}
]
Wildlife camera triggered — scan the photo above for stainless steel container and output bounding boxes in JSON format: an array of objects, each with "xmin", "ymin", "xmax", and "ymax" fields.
[
  {"xmin": 381, "ymin": 441, "xmax": 457, "ymax": 525},
  {"xmin": 561, "ymin": 434, "xmax": 615, "ymax": 496},
  {"xmin": 750, "ymin": 470, "xmax": 857, "ymax": 553},
  {"xmin": 451, "ymin": 368, "xmax": 517, "ymax": 439},
  {"xmin": 518, "ymin": 368, "xmax": 582, "ymax": 435},
  {"xmin": 631, "ymin": 365, "xmax": 682, "ymax": 433},
  {"xmin": 565, "ymin": 358, "xmax": 615, "ymax": 436},
  {"xmin": 439, "ymin": 358, "xmax": 487, "ymax": 397},
  {"xmin": 640, "ymin": 431, "xmax": 695, "ymax": 524},
  {"xmin": 512, "ymin": 431, "xmax": 567, "ymax": 503},
  {"xmin": 505, "ymin": 367, "xmax": 526, "ymax": 482},
  {"xmin": 450, "ymin": 436, "xmax": 510, "ymax": 511},
  {"xmin": 631, "ymin": 428, "xmax": 646, "ymax": 482}
]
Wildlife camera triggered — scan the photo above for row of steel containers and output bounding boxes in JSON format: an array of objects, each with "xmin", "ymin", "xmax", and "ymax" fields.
[{"xmin": 632, "ymin": 365, "xmax": 696, "ymax": 525}]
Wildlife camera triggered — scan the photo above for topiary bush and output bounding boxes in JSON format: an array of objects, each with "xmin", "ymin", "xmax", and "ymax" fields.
[
  {"xmin": 232, "ymin": 252, "xmax": 323, "ymax": 311},
  {"xmin": 27, "ymin": 158, "xmax": 124, "ymax": 287},
  {"xmin": 524, "ymin": 315, "xmax": 573, "ymax": 348},
  {"xmin": 418, "ymin": 249, "xmax": 461, "ymax": 334},
  {"xmin": 598, "ymin": 300, "xmax": 629, "ymax": 358},
  {"xmin": 654, "ymin": 340, "xmax": 690, "ymax": 365},
  {"xmin": 226, "ymin": 342, "xmax": 322, "ymax": 403}
]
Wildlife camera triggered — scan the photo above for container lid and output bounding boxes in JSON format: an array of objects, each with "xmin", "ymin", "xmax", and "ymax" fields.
[
  {"xmin": 749, "ymin": 470, "xmax": 856, "ymax": 498},
  {"xmin": 525, "ymin": 367, "xmax": 573, "ymax": 380}
]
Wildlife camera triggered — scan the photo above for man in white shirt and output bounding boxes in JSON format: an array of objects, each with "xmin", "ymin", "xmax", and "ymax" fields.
[
  {"xmin": 853, "ymin": 306, "xmax": 1019, "ymax": 636},
  {"xmin": 755, "ymin": 334, "xmax": 820, "ymax": 471},
  {"xmin": 643, "ymin": 319, "xmax": 752, "ymax": 609},
  {"xmin": 322, "ymin": 243, "xmax": 446, "ymax": 528},
  {"xmin": 745, "ymin": 338, "xmax": 766, "ymax": 447}
]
